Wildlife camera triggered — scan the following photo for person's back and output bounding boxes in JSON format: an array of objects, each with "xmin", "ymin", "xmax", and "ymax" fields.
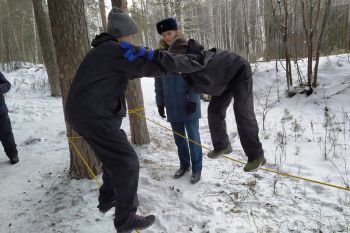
[
  {"xmin": 66, "ymin": 33, "xmax": 163, "ymax": 137},
  {"xmin": 0, "ymin": 71, "xmax": 18, "ymax": 164},
  {"xmin": 175, "ymin": 40, "xmax": 249, "ymax": 96},
  {"xmin": 66, "ymin": 34, "xmax": 130, "ymax": 136}
]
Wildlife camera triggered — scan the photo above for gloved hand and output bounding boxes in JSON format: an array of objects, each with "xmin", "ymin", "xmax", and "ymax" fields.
[
  {"xmin": 186, "ymin": 102, "xmax": 197, "ymax": 114},
  {"xmin": 157, "ymin": 105, "xmax": 166, "ymax": 118},
  {"xmin": 119, "ymin": 41, "xmax": 154, "ymax": 61}
]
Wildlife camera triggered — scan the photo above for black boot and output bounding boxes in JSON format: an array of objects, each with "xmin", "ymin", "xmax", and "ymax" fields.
[
  {"xmin": 9, "ymin": 155, "xmax": 19, "ymax": 165},
  {"xmin": 173, "ymin": 167, "xmax": 190, "ymax": 179},
  {"xmin": 116, "ymin": 214, "xmax": 156, "ymax": 233},
  {"xmin": 190, "ymin": 172, "xmax": 201, "ymax": 184}
]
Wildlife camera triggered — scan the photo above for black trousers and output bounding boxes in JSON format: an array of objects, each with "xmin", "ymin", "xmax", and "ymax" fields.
[
  {"xmin": 83, "ymin": 128, "xmax": 139, "ymax": 227},
  {"xmin": 0, "ymin": 113, "xmax": 17, "ymax": 158},
  {"xmin": 208, "ymin": 64, "xmax": 263, "ymax": 160}
]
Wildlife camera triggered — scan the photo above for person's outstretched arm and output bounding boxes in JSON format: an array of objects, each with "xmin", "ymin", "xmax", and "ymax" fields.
[
  {"xmin": 102, "ymin": 41, "xmax": 167, "ymax": 78},
  {"xmin": 0, "ymin": 72, "xmax": 11, "ymax": 94},
  {"xmin": 153, "ymin": 50, "xmax": 205, "ymax": 74},
  {"xmin": 118, "ymin": 42, "xmax": 205, "ymax": 75}
]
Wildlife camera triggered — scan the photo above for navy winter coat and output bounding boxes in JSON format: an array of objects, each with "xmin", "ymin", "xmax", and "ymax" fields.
[
  {"xmin": 155, "ymin": 74, "xmax": 201, "ymax": 122},
  {"xmin": 0, "ymin": 72, "xmax": 11, "ymax": 115}
]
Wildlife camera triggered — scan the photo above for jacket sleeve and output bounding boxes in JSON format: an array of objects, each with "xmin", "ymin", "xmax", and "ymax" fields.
[
  {"xmin": 154, "ymin": 78, "xmax": 164, "ymax": 106},
  {"xmin": 0, "ymin": 72, "xmax": 11, "ymax": 95},
  {"xmin": 153, "ymin": 50, "xmax": 205, "ymax": 74},
  {"xmin": 110, "ymin": 45, "xmax": 166, "ymax": 78}
]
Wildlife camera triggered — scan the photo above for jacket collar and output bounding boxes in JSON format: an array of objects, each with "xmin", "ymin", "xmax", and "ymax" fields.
[{"xmin": 91, "ymin": 33, "xmax": 117, "ymax": 47}]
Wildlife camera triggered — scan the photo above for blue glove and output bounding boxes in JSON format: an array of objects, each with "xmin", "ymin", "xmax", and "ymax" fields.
[
  {"xmin": 119, "ymin": 41, "xmax": 134, "ymax": 49},
  {"xmin": 119, "ymin": 41, "xmax": 154, "ymax": 61},
  {"xmin": 127, "ymin": 47, "xmax": 146, "ymax": 61}
]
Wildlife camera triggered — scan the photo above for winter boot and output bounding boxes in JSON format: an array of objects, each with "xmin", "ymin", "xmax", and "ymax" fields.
[
  {"xmin": 207, "ymin": 144, "xmax": 232, "ymax": 159},
  {"xmin": 116, "ymin": 214, "xmax": 156, "ymax": 233},
  {"xmin": 243, "ymin": 156, "xmax": 266, "ymax": 172},
  {"xmin": 9, "ymin": 154, "xmax": 19, "ymax": 165},
  {"xmin": 174, "ymin": 167, "xmax": 190, "ymax": 179},
  {"xmin": 190, "ymin": 172, "xmax": 201, "ymax": 184}
]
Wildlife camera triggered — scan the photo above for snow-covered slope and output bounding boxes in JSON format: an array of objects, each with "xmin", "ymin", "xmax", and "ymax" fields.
[{"xmin": 0, "ymin": 55, "xmax": 349, "ymax": 233}]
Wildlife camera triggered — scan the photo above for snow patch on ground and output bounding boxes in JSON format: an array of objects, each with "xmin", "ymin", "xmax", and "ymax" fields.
[{"xmin": 0, "ymin": 55, "xmax": 349, "ymax": 233}]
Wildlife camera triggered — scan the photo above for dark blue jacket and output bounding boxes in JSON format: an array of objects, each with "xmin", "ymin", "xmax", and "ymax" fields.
[
  {"xmin": 155, "ymin": 74, "xmax": 201, "ymax": 122},
  {"xmin": 0, "ymin": 72, "xmax": 11, "ymax": 115}
]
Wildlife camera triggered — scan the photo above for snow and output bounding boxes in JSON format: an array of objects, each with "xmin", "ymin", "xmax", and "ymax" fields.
[{"xmin": 0, "ymin": 55, "xmax": 349, "ymax": 233}]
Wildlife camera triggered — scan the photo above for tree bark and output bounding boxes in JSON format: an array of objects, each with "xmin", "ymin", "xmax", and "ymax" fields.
[
  {"xmin": 313, "ymin": 0, "xmax": 332, "ymax": 87},
  {"xmin": 99, "ymin": 0, "xmax": 107, "ymax": 31},
  {"xmin": 32, "ymin": 0, "xmax": 61, "ymax": 97},
  {"xmin": 111, "ymin": 0, "xmax": 150, "ymax": 145},
  {"xmin": 48, "ymin": 0, "xmax": 101, "ymax": 178},
  {"xmin": 271, "ymin": 0, "xmax": 293, "ymax": 96}
]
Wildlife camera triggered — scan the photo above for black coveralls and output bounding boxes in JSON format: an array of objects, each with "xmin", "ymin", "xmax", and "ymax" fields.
[
  {"xmin": 0, "ymin": 72, "xmax": 17, "ymax": 159},
  {"xmin": 160, "ymin": 46, "xmax": 264, "ymax": 160},
  {"xmin": 65, "ymin": 33, "xmax": 203, "ymax": 228}
]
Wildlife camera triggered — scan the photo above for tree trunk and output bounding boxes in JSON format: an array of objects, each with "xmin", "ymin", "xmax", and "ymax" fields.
[
  {"xmin": 99, "ymin": 0, "xmax": 107, "ymax": 31},
  {"xmin": 301, "ymin": 0, "xmax": 313, "ymax": 92},
  {"xmin": 32, "ymin": 0, "xmax": 61, "ymax": 97},
  {"xmin": 48, "ymin": 0, "xmax": 101, "ymax": 178},
  {"xmin": 313, "ymin": 0, "xmax": 332, "ymax": 87},
  {"xmin": 111, "ymin": 0, "xmax": 150, "ymax": 145}
]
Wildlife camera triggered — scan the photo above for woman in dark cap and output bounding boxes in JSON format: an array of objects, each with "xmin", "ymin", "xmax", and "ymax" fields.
[{"xmin": 154, "ymin": 18, "xmax": 203, "ymax": 184}]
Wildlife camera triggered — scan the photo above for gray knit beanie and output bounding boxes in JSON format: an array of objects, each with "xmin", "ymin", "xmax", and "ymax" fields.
[{"xmin": 107, "ymin": 7, "xmax": 138, "ymax": 38}]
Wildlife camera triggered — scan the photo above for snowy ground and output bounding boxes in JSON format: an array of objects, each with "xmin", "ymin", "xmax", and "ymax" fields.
[{"xmin": 0, "ymin": 55, "xmax": 350, "ymax": 233}]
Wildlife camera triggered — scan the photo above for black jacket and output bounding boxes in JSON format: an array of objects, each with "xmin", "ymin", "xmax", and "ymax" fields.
[
  {"xmin": 65, "ymin": 33, "xmax": 203, "ymax": 136},
  {"xmin": 161, "ymin": 42, "xmax": 250, "ymax": 96},
  {"xmin": 66, "ymin": 33, "xmax": 162, "ymax": 136},
  {"xmin": 0, "ymin": 72, "xmax": 11, "ymax": 115}
]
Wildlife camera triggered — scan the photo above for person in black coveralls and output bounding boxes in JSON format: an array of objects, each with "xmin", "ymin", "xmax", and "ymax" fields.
[{"xmin": 0, "ymin": 71, "xmax": 18, "ymax": 165}]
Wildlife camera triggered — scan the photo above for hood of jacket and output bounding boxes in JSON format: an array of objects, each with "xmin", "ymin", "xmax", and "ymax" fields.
[{"xmin": 91, "ymin": 33, "xmax": 117, "ymax": 47}]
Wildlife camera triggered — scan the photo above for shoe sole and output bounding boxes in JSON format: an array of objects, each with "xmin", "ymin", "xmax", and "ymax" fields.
[
  {"xmin": 119, "ymin": 217, "xmax": 156, "ymax": 233},
  {"xmin": 244, "ymin": 158, "xmax": 267, "ymax": 172}
]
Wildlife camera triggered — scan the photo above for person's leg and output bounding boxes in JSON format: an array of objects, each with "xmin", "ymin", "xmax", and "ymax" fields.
[
  {"xmin": 207, "ymin": 89, "xmax": 233, "ymax": 158},
  {"xmin": 0, "ymin": 113, "xmax": 18, "ymax": 163},
  {"xmin": 185, "ymin": 119, "xmax": 203, "ymax": 184},
  {"xmin": 184, "ymin": 119, "xmax": 202, "ymax": 174},
  {"xmin": 170, "ymin": 121, "xmax": 191, "ymax": 171},
  {"xmin": 97, "ymin": 166, "xmax": 117, "ymax": 213},
  {"xmin": 230, "ymin": 63, "xmax": 265, "ymax": 171},
  {"xmin": 84, "ymin": 129, "xmax": 141, "ymax": 228}
]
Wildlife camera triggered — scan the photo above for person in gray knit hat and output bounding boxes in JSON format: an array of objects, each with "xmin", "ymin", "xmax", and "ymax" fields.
[
  {"xmin": 107, "ymin": 7, "xmax": 139, "ymax": 38},
  {"xmin": 66, "ymin": 7, "xmax": 161, "ymax": 233}
]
